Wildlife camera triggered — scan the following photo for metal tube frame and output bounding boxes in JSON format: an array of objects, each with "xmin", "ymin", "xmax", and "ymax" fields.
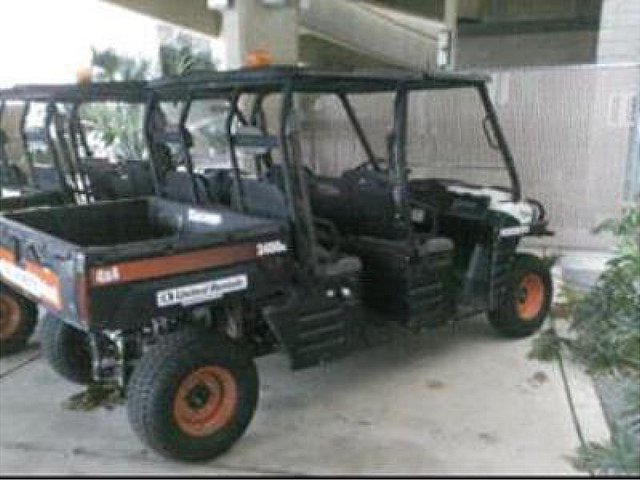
[
  {"xmin": 177, "ymin": 98, "xmax": 201, "ymax": 204},
  {"xmin": 44, "ymin": 102, "xmax": 73, "ymax": 198},
  {"xmin": 390, "ymin": 86, "xmax": 414, "ymax": 246},
  {"xmin": 225, "ymin": 93, "xmax": 247, "ymax": 213},
  {"xmin": 143, "ymin": 94, "xmax": 163, "ymax": 197},
  {"xmin": 279, "ymin": 84, "xmax": 319, "ymax": 276},
  {"xmin": 249, "ymin": 94, "xmax": 274, "ymax": 178},
  {"xmin": 68, "ymin": 102, "xmax": 93, "ymax": 201},
  {"xmin": 69, "ymin": 103, "xmax": 93, "ymax": 158},
  {"xmin": 52, "ymin": 103, "xmax": 82, "ymax": 198},
  {"xmin": 477, "ymin": 83, "xmax": 522, "ymax": 202},
  {"xmin": 337, "ymin": 93, "xmax": 380, "ymax": 171}
]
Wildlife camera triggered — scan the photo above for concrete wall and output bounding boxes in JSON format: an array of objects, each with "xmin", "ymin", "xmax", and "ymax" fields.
[
  {"xmin": 457, "ymin": 30, "xmax": 599, "ymax": 68},
  {"xmin": 300, "ymin": 64, "xmax": 640, "ymax": 252},
  {"xmin": 472, "ymin": 0, "xmax": 602, "ymax": 21},
  {"xmin": 597, "ymin": 0, "xmax": 640, "ymax": 64}
]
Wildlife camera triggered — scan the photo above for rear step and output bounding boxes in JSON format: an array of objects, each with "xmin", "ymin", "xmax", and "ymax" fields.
[{"xmin": 264, "ymin": 292, "xmax": 360, "ymax": 370}]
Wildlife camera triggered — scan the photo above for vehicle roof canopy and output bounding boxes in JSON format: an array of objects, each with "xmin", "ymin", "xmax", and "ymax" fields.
[
  {"xmin": 149, "ymin": 66, "xmax": 490, "ymax": 100},
  {"xmin": 0, "ymin": 81, "xmax": 148, "ymax": 103},
  {"xmin": 0, "ymin": 67, "xmax": 490, "ymax": 104}
]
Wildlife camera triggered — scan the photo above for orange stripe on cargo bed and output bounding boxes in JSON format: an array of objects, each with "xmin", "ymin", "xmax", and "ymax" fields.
[
  {"xmin": 89, "ymin": 242, "xmax": 258, "ymax": 286},
  {"xmin": 0, "ymin": 248, "xmax": 16, "ymax": 263},
  {"xmin": 0, "ymin": 246, "xmax": 62, "ymax": 310}
]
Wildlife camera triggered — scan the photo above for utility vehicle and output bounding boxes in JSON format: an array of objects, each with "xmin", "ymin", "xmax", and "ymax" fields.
[
  {"xmin": 0, "ymin": 82, "xmax": 153, "ymax": 355},
  {"xmin": 0, "ymin": 67, "xmax": 553, "ymax": 461}
]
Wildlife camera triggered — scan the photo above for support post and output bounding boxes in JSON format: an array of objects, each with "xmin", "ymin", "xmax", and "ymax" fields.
[{"xmin": 217, "ymin": 0, "xmax": 298, "ymax": 69}]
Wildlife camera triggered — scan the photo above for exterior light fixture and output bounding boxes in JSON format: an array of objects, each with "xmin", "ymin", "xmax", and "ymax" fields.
[{"xmin": 207, "ymin": 0, "xmax": 232, "ymax": 11}]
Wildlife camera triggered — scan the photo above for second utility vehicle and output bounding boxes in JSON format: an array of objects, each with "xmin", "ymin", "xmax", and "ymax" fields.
[{"xmin": 0, "ymin": 82, "xmax": 152, "ymax": 355}]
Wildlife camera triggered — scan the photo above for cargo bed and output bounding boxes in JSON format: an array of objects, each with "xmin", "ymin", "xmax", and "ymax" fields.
[{"xmin": 0, "ymin": 197, "xmax": 289, "ymax": 330}]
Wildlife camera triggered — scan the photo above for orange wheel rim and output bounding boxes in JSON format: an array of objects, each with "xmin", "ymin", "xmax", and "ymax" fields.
[
  {"xmin": 173, "ymin": 366, "xmax": 238, "ymax": 437},
  {"xmin": 0, "ymin": 293, "xmax": 22, "ymax": 341},
  {"xmin": 516, "ymin": 273, "xmax": 545, "ymax": 320}
]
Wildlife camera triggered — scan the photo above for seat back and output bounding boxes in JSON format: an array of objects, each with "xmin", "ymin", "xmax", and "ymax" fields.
[
  {"xmin": 32, "ymin": 165, "xmax": 64, "ymax": 192},
  {"xmin": 308, "ymin": 169, "xmax": 404, "ymax": 240},
  {"xmin": 82, "ymin": 159, "xmax": 121, "ymax": 200},
  {"xmin": 163, "ymin": 170, "xmax": 212, "ymax": 205},
  {"xmin": 202, "ymin": 168, "xmax": 233, "ymax": 205},
  {"xmin": 233, "ymin": 178, "xmax": 288, "ymax": 222},
  {"xmin": 125, "ymin": 161, "xmax": 154, "ymax": 196},
  {"xmin": 346, "ymin": 170, "xmax": 402, "ymax": 239},
  {"xmin": 87, "ymin": 165, "xmax": 132, "ymax": 200}
]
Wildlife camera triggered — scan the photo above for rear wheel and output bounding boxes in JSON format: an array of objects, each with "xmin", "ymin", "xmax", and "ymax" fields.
[
  {"xmin": 127, "ymin": 329, "xmax": 258, "ymax": 462},
  {"xmin": 489, "ymin": 253, "xmax": 552, "ymax": 337},
  {"xmin": 41, "ymin": 315, "xmax": 93, "ymax": 384},
  {"xmin": 0, "ymin": 286, "xmax": 38, "ymax": 357}
]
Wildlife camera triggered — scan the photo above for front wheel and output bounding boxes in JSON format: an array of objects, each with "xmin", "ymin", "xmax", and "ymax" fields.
[
  {"xmin": 488, "ymin": 253, "xmax": 552, "ymax": 338},
  {"xmin": 0, "ymin": 286, "xmax": 38, "ymax": 357},
  {"xmin": 127, "ymin": 329, "xmax": 258, "ymax": 462}
]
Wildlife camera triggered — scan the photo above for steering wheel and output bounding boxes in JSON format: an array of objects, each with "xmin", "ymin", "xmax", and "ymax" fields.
[
  {"xmin": 348, "ymin": 161, "xmax": 371, "ymax": 174},
  {"xmin": 351, "ymin": 158, "xmax": 388, "ymax": 175}
]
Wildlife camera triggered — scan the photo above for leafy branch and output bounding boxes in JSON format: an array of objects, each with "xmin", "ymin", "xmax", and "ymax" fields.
[{"xmin": 529, "ymin": 207, "xmax": 640, "ymax": 475}]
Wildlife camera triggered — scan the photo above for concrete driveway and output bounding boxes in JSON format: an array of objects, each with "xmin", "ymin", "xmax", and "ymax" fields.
[{"xmin": 0, "ymin": 316, "xmax": 609, "ymax": 476}]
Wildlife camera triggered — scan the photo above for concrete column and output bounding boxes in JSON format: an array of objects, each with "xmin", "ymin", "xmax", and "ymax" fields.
[
  {"xmin": 597, "ymin": 0, "xmax": 640, "ymax": 64},
  {"xmin": 218, "ymin": 0, "xmax": 299, "ymax": 69}
]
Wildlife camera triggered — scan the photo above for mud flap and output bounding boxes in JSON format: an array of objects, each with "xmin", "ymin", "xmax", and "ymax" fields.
[{"xmin": 489, "ymin": 235, "xmax": 517, "ymax": 310}]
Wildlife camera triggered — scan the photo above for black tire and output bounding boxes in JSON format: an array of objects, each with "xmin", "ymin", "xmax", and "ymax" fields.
[
  {"xmin": 0, "ymin": 285, "xmax": 38, "ymax": 357},
  {"xmin": 41, "ymin": 315, "xmax": 93, "ymax": 384},
  {"xmin": 488, "ymin": 253, "xmax": 552, "ymax": 338},
  {"xmin": 127, "ymin": 329, "xmax": 259, "ymax": 462}
]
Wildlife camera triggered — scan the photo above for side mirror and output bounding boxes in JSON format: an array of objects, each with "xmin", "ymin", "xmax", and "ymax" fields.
[{"xmin": 482, "ymin": 115, "xmax": 500, "ymax": 150}]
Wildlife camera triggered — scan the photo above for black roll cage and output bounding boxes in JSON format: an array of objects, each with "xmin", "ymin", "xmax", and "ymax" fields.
[
  {"xmin": 0, "ymin": 81, "xmax": 150, "ymax": 201},
  {"xmin": 149, "ymin": 66, "xmax": 522, "ymax": 275},
  {"xmin": 19, "ymin": 100, "xmax": 70, "ymax": 195}
]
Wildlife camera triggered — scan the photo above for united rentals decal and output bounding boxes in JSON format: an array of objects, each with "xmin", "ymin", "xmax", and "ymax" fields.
[{"xmin": 156, "ymin": 274, "xmax": 249, "ymax": 308}]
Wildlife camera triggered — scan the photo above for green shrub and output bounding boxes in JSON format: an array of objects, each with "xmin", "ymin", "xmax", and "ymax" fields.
[{"xmin": 530, "ymin": 207, "xmax": 640, "ymax": 475}]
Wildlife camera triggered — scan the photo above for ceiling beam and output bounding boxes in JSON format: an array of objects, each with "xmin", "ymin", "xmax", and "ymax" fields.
[{"xmin": 100, "ymin": 0, "xmax": 221, "ymax": 37}]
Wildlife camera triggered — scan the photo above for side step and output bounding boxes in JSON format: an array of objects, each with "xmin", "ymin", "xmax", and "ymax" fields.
[{"xmin": 264, "ymin": 291, "xmax": 360, "ymax": 370}]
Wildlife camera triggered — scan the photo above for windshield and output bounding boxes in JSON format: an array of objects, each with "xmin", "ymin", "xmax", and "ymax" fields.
[
  {"xmin": 297, "ymin": 92, "xmax": 394, "ymax": 177},
  {"xmin": 406, "ymin": 88, "xmax": 513, "ymax": 189}
]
